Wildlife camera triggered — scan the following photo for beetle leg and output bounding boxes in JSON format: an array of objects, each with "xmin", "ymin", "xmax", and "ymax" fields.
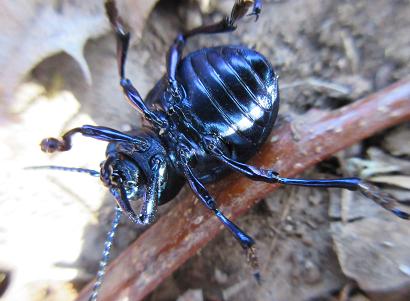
[
  {"xmin": 105, "ymin": 1, "xmax": 164, "ymax": 128},
  {"xmin": 40, "ymin": 125, "xmax": 148, "ymax": 153},
  {"xmin": 205, "ymin": 139, "xmax": 409, "ymax": 220},
  {"xmin": 232, "ymin": 0, "xmax": 261, "ymax": 22},
  {"xmin": 166, "ymin": 0, "xmax": 263, "ymax": 96},
  {"xmin": 177, "ymin": 145, "xmax": 260, "ymax": 277},
  {"xmin": 105, "ymin": 0, "xmax": 129, "ymax": 79},
  {"xmin": 246, "ymin": 0, "xmax": 262, "ymax": 21}
]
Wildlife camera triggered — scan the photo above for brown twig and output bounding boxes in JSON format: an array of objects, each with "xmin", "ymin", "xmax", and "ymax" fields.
[{"xmin": 76, "ymin": 79, "xmax": 410, "ymax": 301}]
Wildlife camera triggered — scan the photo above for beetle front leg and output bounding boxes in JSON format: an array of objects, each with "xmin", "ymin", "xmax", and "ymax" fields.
[{"xmin": 40, "ymin": 125, "xmax": 148, "ymax": 153}]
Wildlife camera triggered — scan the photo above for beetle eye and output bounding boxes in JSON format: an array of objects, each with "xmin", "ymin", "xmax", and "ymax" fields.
[
  {"xmin": 100, "ymin": 157, "xmax": 144, "ymax": 201},
  {"xmin": 110, "ymin": 171, "xmax": 122, "ymax": 185}
]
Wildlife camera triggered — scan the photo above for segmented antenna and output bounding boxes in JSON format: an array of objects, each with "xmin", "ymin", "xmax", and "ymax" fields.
[
  {"xmin": 89, "ymin": 207, "xmax": 122, "ymax": 301},
  {"xmin": 25, "ymin": 165, "xmax": 100, "ymax": 177}
]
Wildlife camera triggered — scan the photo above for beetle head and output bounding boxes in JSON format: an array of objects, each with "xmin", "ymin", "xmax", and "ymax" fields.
[{"xmin": 100, "ymin": 154, "xmax": 145, "ymax": 202}]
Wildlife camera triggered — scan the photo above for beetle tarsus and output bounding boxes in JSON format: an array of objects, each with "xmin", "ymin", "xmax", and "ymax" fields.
[
  {"xmin": 207, "ymin": 140, "xmax": 409, "ymax": 220},
  {"xmin": 358, "ymin": 181, "xmax": 409, "ymax": 220},
  {"xmin": 165, "ymin": 0, "xmax": 261, "ymax": 95},
  {"xmin": 249, "ymin": 0, "xmax": 262, "ymax": 21},
  {"xmin": 246, "ymin": 245, "xmax": 261, "ymax": 284},
  {"xmin": 40, "ymin": 137, "xmax": 69, "ymax": 153}
]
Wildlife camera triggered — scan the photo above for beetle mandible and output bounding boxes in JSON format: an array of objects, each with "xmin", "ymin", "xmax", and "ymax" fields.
[{"xmin": 38, "ymin": 0, "xmax": 409, "ymax": 300}]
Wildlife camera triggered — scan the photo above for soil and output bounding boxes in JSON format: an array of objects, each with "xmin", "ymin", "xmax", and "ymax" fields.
[{"xmin": 1, "ymin": 0, "xmax": 409, "ymax": 301}]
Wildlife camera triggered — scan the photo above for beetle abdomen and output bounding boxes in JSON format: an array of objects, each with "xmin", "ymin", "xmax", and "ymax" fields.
[{"xmin": 177, "ymin": 46, "xmax": 279, "ymax": 161}]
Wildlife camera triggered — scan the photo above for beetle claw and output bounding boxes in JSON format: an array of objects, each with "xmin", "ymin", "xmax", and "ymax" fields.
[
  {"xmin": 246, "ymin": 245, "xmax": 260, "ymax": 282},
  {"xmin": 247, "ymin": 9, "xmax": 260, "ymax": 21}
]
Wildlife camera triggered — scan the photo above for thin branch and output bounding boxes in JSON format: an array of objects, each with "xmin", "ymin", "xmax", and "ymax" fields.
[{"xmin": 76, "ymin": 79, "xmax": 410, "ymax": 301}]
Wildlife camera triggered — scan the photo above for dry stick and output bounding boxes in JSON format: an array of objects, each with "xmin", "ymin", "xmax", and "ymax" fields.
[{"xmin": 76, "ymin": 79, "xmax": 410, "ymax": 301}]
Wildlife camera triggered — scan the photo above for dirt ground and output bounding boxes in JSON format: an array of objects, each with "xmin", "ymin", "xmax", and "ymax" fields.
[{"xmin": 1, "ymin": 0, "xmax": 409, "ymax": 301}]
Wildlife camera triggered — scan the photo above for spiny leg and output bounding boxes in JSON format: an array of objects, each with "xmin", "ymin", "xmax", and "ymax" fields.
[
  {"xmin": 105, "ymin": 0, "xmax": 164, "ymax": 128},
  {"xmin": 202, "ymin": 136, "xmax": 409, "ymax": 220},
  {"xmin": 166, "ymin": 0, "xmax": 262, "ymax": 95},
  {"xmin": 40, "ymin": 125, "xmax": 148, "ymax": 153},
  {"xmin": 177, "ymin": 145, "xmax": 260, "ymax": 279},
  {"xmin": 107, "ymin": 153, "xmax": 166, "ymax": 225}
]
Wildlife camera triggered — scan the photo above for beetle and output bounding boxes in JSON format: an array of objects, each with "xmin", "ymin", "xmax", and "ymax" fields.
[{"xmin": 37, "ymin": 0, "xmax": 408, "ymax": 300}]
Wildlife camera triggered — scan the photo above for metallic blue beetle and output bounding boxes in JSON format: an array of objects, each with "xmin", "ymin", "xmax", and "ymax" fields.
[{"xmin": 39, "ymin": 0, "xmax": 408, "ymax": 299}]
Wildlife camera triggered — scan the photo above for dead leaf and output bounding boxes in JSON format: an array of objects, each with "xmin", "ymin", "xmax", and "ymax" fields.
[
  {"xmin": 0, "ymin": 0, "xmax": 159, "ymax": 105},
  {"xmin": 369, "ymin": 175, "xmax": 410, "ymax": 190},
  {"xmin": 176, "ymin": 289, "xmax": 204, "ymax": 301},
  {"xmin": 382, "ymin": 124, "xmax": 410, "ymax": 157},
  {"xmin": 347, "ymin": 147, "xmax": 410, "ymax": 178},
  {"xmin": 332, "ymin": 217, "xmax": 410, "ymax": 301},
  {"xmin": 117, "ymin": 0, "xmax": 161, "ymax": 40}
]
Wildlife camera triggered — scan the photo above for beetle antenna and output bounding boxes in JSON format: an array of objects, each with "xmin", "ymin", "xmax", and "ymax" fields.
[
  {"xmin": 89, "ymin": 206, "xmax": 122, "ymax": 301},
  {"xmin": 25, "ymin": 165, "xmax": 100, "ymax": 177}
]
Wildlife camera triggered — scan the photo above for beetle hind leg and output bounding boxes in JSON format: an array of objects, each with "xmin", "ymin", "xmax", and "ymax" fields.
[
  {"xmin": 166, "ymin": 0, "xmax": 263, "ymax": 96},
  {"xmin": 203, "ymin": 137, "xmax": 409, "ymax": 220}
]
